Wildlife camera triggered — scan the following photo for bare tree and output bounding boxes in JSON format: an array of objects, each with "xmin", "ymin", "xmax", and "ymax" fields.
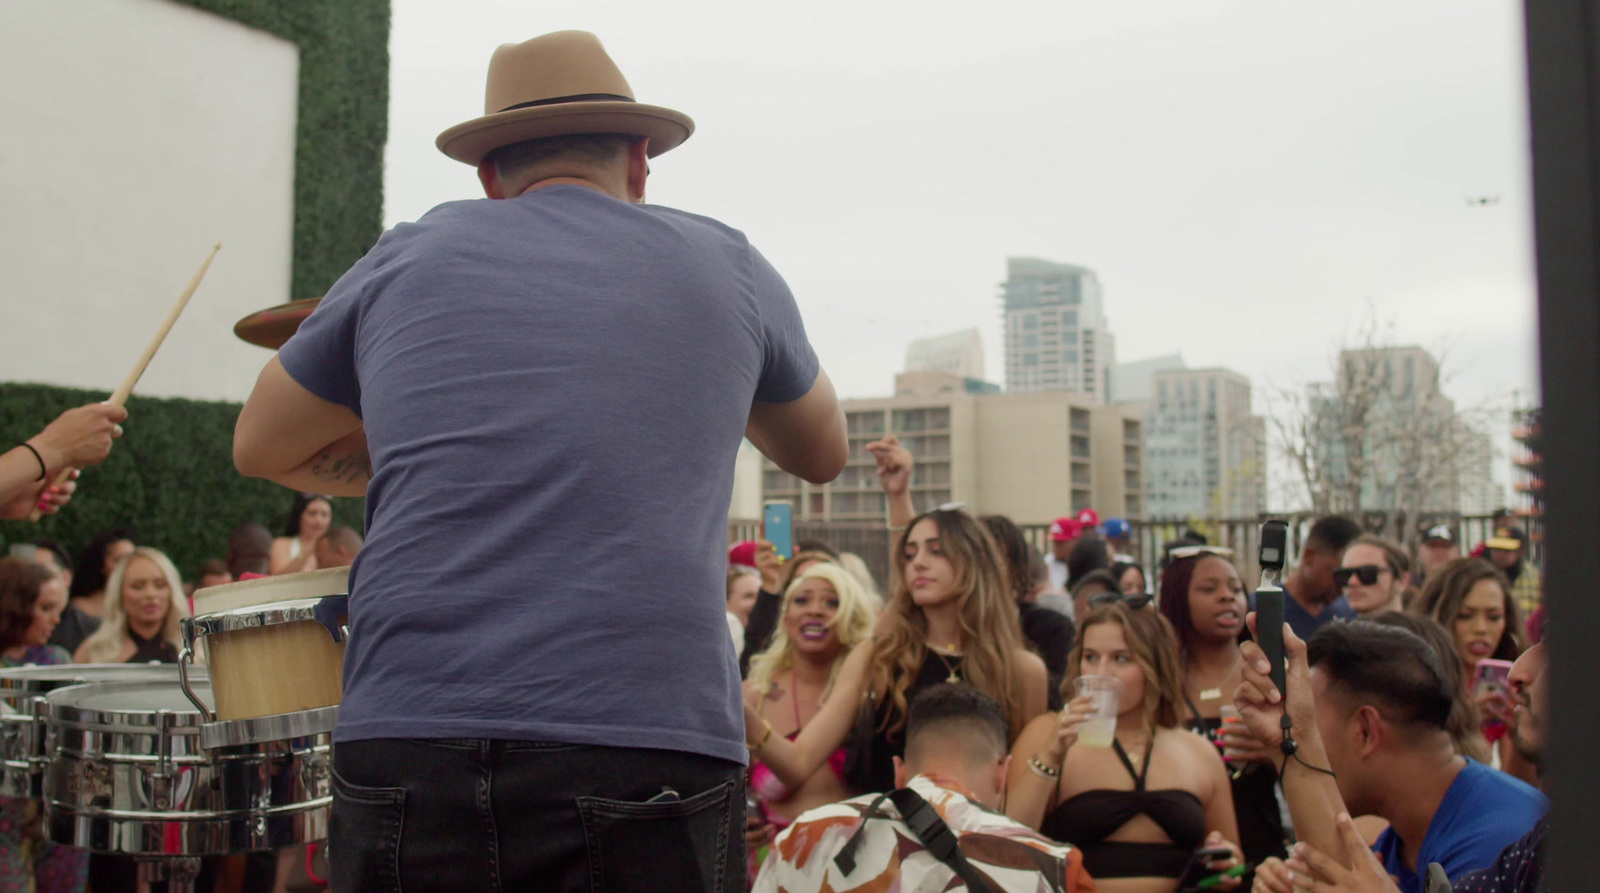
[{"xmin": 1266, "ymin": 313, "xmax": 1496, "ymax": 535}]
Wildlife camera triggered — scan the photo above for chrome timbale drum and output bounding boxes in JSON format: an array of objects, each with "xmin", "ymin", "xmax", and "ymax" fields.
[
  {"xmin": 0, "ymin": 664, "xmax": 194, "ymax": 800},
  {"xmin": 42, "ymin": 679, "xmax": 331, "ymax": 856}
]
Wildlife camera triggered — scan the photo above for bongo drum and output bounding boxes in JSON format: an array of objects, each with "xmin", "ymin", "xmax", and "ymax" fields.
[
  {"xmin": 42, "ymin": 678, "xmax": 331, "ymax": 856},
  {"xmin": 0, "ymin": 664, "xmax": 196, "ymax": 800},
  {"xmin": 180, "ymin": 568, "xmax": 349, "ymax": 748}
]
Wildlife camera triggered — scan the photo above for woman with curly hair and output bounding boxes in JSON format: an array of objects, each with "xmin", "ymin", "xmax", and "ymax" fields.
[
  {"xmin": 747, "ymin": 506, "xmax": 1048, "ymax": 794},
  {"xmin": 73, "ymin": 547, "xmax": 189, "ymax": 665},
  {"xmin": 1009, "ymin": 602, "xmax": 1244, "ymax": 892}
]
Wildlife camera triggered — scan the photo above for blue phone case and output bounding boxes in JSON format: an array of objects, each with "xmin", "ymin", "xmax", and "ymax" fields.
[{"xmin": 764, "ymin": 503, "xmax": 794, "ymax": 560}]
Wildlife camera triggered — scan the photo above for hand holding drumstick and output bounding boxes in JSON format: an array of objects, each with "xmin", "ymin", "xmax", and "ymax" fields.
[
  {"xmin": 1, "ymin": 403, "xmax": 127, "ymax": 518},
  {"xmin": 21, "ymin": 243, "xmax": 221, "ymax": 521}
]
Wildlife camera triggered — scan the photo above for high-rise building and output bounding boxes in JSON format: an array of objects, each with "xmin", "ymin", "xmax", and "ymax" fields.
[
  {"xmin": 761, "ymin": 372, "xmax": 1143, "ymax": 525},
  {"xmin": 904, "ymin": 329, "xmax": 986, "ymax": 381},
  {"xmin": 1111, "ymin": 354, "xmax": 1186, "ymax": 406},
  {"xmin": 1311, "ymin": 346, "xmax": 1466, "ymax": 513},
  {"xmin": 1142, "ymin": 368, "xmax": 1266, "ymax": 519},
  {"xmin": 1456, "ymin": 426, "xmax": 1500, "ymax": 516},
  {"xmin": 1001, "ymin": 258, "xmax": 1115, "ymax": 402},
  {"xmin": 1510, "ymin": 406, "xmax": 1543, "ymax": 523}
]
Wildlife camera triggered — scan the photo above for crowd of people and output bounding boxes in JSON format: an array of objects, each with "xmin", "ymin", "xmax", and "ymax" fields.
[
  {"xmin": 4, "ymin": 32, "xmax": 1559, "ymax": 893},
  {"xmin": 727, "ymin": 437, "xmax": 1550, "ymax": 893}
]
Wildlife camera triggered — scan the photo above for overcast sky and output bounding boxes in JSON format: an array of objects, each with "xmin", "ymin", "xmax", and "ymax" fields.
[{"xmin": 382, "ymin": 0, "xmax": 1538, "ymax": 497}]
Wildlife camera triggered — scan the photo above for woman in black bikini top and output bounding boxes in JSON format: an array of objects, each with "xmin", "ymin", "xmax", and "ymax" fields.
[{"xmin": 1006, "ymin": 602, "xmax": 1247, "ymax": 892}]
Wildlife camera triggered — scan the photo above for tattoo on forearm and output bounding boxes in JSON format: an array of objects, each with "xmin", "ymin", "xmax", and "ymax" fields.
[{"xmin": 310, "ymin": 444, "xmax": 372, "ymax": 484}]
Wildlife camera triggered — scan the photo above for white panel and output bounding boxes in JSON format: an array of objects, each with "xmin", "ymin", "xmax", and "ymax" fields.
[{"xmin": 0, "ymin": 0, "xmax": 299, "ymax": 402}]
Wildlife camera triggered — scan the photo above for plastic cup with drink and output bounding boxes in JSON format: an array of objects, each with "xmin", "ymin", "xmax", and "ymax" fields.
[{"xmin": 1072, "ymin": 675, "xmax": 1124, "ymax": 748}]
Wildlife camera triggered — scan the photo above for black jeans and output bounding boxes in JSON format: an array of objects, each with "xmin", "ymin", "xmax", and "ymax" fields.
[{"xmin": 330, "ymin": 738, "xmax": 744, "ymax": 893}]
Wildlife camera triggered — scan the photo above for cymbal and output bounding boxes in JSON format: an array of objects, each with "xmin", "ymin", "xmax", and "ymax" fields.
[{"xmin": 234, "ymin": 297, "xmax": 321, "ymax": 349}]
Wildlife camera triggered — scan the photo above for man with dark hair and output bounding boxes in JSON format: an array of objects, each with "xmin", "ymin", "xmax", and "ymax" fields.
[
  {"xmin": 1237, "ymin": 620, "xmax": 1545, "ymax": 893},
  {"xmin": 226, "ymin": 523, "xmax": 272, "ymax": 579},
  {"xmin": 233, "ymin": 30, "xmax": 845, "ymax": 891},
  {"xmin": 1270, "ymin": 640, "xmax": 1552, "ymax": 893},
  {"xmin": 314, "ymin": 526, "xmax": 364, "ymax": 569},
  {"xmin": 754, "ymin": 685, "xmax": 1094, "ymax": 892},
  {"xmin": 1065, "ymin": 532, "xmax": 1111, "ymax": 593},
  {"xmin": 1255, "ymin": 515, "xmax": 1362, "ymax": 640}
]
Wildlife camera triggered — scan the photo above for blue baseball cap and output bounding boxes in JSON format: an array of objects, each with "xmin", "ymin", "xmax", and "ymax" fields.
[{"xmin": 1103, "ymin": 518, "xmax": 1131, "ymax": 539}]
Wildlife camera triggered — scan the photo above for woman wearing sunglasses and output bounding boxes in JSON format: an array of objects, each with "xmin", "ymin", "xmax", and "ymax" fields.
[
  {"xmin": 1158, "ymin": 548, "xmax": 1287, "ymax": 872},
  {"xmin": 1335, "ymin": 534, "xmax": 1411, "ymax": 616}
]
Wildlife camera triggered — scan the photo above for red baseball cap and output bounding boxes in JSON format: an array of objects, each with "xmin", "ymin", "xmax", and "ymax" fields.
[
  {"xmin": 1076, "ymin": 508, "xmax": 1100, "ymax": 527},
  {"xmin": 728, "ymin": 540, "xmax": 758, "ymax": 568},
  {"xmin": 1048, "ymin": 518, "xmax": 1082, "ymax": 541}
]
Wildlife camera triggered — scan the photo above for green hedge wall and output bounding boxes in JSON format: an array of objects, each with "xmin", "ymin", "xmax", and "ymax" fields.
[
  {"xmin": 0, "ymin": 383, "xmax": 365, "ymax": 579},
  {"xmin": 173, "ymin": 0, "xmax": 391, "ymax": 302}
]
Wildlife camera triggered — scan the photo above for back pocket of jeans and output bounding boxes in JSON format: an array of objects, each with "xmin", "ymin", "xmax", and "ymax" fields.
[
  {"xmin": 577, "ymin": 780, "xmax": 737, "ymax": 893},
  {"xmin": 329, "ymin": 770, "xmax": 407, "ymax": 893}
]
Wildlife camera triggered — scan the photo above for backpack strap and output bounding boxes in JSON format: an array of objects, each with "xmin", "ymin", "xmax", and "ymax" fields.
[{"xmin": 832, "ymin": 787, "xmax": 1003, "ymax": 892}]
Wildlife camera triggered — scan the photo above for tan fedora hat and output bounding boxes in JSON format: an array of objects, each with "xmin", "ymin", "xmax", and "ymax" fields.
[{"xmin": 436, "ymin": 31, "xmax": 693, "ymax": 165}]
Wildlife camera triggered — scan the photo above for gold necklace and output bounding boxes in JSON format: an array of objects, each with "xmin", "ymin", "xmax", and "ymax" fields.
[{"xmin": 930, "ymin": 647, "xmax": 962, "ymax": 683}]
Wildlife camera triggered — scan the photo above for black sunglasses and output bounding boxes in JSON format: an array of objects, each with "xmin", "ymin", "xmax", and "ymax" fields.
[
  {"xmin": 1088, "ymin": 591, "xmax": 1154, "ymax": 611},
  {"xmin": 1333, "ymin": 564, "xmax": 1386, "ymax": 588}
]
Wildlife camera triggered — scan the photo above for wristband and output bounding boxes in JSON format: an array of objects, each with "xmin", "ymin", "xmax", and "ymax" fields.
[
  {"xmin": 19, "ymin": 443, "xmax": 46, "ymax": 481},
  {"xmin": 1027, "ymin": 755, "xmax": 1061, "ymax": 779}
]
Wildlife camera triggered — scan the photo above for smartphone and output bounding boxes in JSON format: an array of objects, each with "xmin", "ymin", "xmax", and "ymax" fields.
[
  {"xmin": 763, "ymin": 502, "xmax": 794, "ymax": 561},
  {"xmin": 1175, "ymin": 846, "xmax": 1238, "ymax": 891},
  {"xmin": 1473, "ymin": 659, "xmax": 1514, "ymax": 700},
  {"xmin": 1473, "ymin": 658, "xmax": 1515, "ymax": 733},
  {"xmin": 1424, "ymin": 862, "xmax": 1453, "ymax": 893}
]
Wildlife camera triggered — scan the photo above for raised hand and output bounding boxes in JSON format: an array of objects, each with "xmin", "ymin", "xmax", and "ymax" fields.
[
  {"xmin": 1284, "ymin": 813, "xmax": 1403, "ymax": 893},
  {"xmin": 1235, "ymin": 612, "xmax": 1316, "ymax": 755},
  {"xmin": 864, "ymin": 435, "xmax": 912, "ymax": 497}
]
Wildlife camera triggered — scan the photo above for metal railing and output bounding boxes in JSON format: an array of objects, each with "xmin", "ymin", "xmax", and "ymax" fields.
[{"xmin": 730, "ymin": 512, "xmax": 1535, "ymax": 596}]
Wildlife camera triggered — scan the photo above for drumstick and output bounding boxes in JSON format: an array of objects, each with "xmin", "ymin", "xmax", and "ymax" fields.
[{"xmin": 28, "ymin": 243, "xmax": 222, "ymax": 522}]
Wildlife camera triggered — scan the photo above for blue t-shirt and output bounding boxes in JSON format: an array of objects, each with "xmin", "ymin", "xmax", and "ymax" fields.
[
  {"xmin": 1372, "ymin": 760, "xmax": 1548, "ymax": 893},
  {"xmin": 278, "ymin": 186, "xmax": 819, "ymax": 764}
]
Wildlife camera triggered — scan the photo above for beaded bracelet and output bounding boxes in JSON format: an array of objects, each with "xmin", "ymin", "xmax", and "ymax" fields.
[{"xmin": 1027, "ymin": 755, "xmax": 1061, "ymax": 780}]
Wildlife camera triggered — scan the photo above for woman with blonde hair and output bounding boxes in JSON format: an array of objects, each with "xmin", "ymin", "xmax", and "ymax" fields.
[
  {"xmin": 73, "ymin": 547, "xmax": 189, "ymax": 664},
  {"xmin": 1009, "ymin": 602, "xmax": 1243, "ymax": 892},
  {"xmin": 747, "ymin": 507, "xmax": 1048, "ymax": 794},
  {"xmin": 744, "ymin": 563, "xmax": 877, "ymax": 849}
]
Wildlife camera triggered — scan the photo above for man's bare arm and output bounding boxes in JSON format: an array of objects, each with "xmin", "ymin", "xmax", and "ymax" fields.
[
  {"xmin": 257, "ymin": 429, "xmax": 372, "ymax": 497},
  {"xmin": 745, "ymin": 369, "xmax": 847, "ymax": 484},
  {"xmin": 235, "ymin": 357, "xmax": 368, "ymax": 495}
]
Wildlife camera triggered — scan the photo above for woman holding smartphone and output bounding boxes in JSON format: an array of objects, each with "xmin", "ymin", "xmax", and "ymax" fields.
[
  {"xmin": 1008, "ymin": 602, "xmax": 1244, "ymax": 893},
  {"xmin": 1412, "ymin": 558, "xmax": 1534, "ymax": 782}
]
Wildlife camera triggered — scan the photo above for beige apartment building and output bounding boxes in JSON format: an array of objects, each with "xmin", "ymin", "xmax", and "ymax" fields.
[{"xmin": 762, "ymin": 372, "xmax": 1144, "ymax": 525}]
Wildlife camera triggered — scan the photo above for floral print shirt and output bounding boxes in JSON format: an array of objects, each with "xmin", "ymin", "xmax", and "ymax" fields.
[{"xmin": 753, "ymin": 773, "xmax": 1097, "ymax": 893}]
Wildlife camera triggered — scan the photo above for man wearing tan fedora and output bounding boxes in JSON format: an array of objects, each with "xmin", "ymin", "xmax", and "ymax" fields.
[{"xmin": 234, "ymin": 30, "xmax": 846, "ymax": 892}]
